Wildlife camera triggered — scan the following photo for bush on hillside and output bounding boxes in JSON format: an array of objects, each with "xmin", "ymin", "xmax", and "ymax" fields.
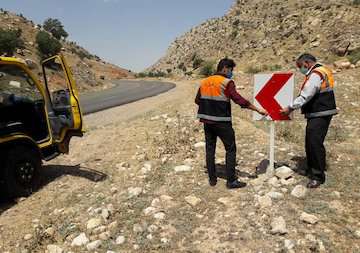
[
  {"xmin": 43, "ymin": 18, "xmax": 68, "ymax": 40},
  {"xmin": 245, "ymin": 65, "xmax": 262, "ymax": 74},
  {"xmin": 0, "ymin": 28, "xmax": 24, "ymax": 56},
  {"xmin": 192, "ymin": 57, "xmax": 204, "ymax": 69},
  {"xmin": 199, "ymin": 61, "xmax": 215, "ymax": 77},
  {"xmin": 347, "ymin": 48, "xmax": 360, "ymax": 64},
  {"xmin": 36, "ymin": 31, "xmax": 62, "ymax": 59}
]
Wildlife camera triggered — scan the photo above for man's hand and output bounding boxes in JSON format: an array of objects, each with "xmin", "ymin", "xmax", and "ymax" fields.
[
  {"xmin": 257, "ymin": 108, "xmax": 268, "ymax": 116},
  {"xmin": 280, "ymin": 106, "xmax": 293, "ymax": 116}
]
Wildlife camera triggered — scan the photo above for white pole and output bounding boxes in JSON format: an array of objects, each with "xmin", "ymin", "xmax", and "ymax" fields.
[{"xmin": 268, "ymin": 121, "xmax": 275, "ymax": 175}]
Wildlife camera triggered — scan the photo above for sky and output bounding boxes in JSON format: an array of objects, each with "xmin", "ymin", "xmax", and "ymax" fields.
[{"xmin": 1, "ymin": 0, "xmax": 234, "ymax": 72}]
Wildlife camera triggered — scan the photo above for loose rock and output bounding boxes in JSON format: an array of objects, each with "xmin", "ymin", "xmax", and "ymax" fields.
[
  {"xmin": 300, "ymin": 212, "xmax": 319, "ymax": 224},
  {"xmin": 87, "ymin": 218, "xmax": 102, "ymax": 230},
  {"xmin": 86, "ymin": 240, "xmax": 102, "ymax": 250},
  {"xmin": 174, "ymin": 165, "xmax": 192, "ymax": 172},
  {"xmin": 71, "ymin": 233, "xmax": 89, "ymax": 247},
  {"xmin": 128, "ymin": 187, "xmax": 143, "ymax": 198},
  {"xmin": 257, "ymin": 195, "xmax": 272, "ymax": 208},
  {"xmin": 185, "ymin": 195, "xmax": 202, "ymax": 207},
  {"xmin": 291, "ymin": 185, "xmax": 307, "ymax": 198},
  {"xmin": 46, "ymin": 245, "xmax": 63, "ymax": 253},
  {"xmin": 116, "ymin": 235, "xmax": 126, "ymax": 245},
  {"xmin": 275, "ymin": 166, "xmax": 294, "ymax": 179},
  {"xmin": 270, "ymin": 216, "xmax": 288, "ymax": 235}
]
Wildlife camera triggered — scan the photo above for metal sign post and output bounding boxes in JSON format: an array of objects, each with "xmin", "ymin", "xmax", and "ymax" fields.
[
  {"xmin": 268, "ymin": 121, "xmax": 275, "ymax": 174},
  {"xmin": 253, "ymin": 73, "xmax": 294, "ymax": 175}
]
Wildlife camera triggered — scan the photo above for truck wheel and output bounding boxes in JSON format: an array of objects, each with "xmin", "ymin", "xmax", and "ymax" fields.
[{"xmin": 3, "ymin": 146, "xmax": 41, "ymax": 198}]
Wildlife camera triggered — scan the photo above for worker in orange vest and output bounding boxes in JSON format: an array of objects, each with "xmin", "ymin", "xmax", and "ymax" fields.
[
  {"xmin": 281, "ymin": 53, "xmax": 337, "ymax": 188},
  {"xmin": 195, "ymin": 58, "xmax": 267, "ymax": 189}
]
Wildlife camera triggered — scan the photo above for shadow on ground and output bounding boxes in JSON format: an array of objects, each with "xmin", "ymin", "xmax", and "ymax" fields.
[{"xmin": 0, "ymin": 164, "xmax": 107, "ymax": 214}]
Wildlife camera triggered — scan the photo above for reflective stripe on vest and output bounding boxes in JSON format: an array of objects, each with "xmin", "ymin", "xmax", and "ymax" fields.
[{"xmin": 305, "ymin": 109, "xmax": 338, "ymax": 118}]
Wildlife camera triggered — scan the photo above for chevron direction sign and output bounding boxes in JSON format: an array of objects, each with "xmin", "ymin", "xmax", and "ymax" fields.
[{"xmin": 253, "ymin": 73, "xmax": 294, "ymax": 121}]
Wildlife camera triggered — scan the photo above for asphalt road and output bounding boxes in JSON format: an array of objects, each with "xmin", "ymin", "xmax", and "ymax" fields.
[{"xmin": 80, "ymin": 80, "xmax": 176, "ymax": 115}]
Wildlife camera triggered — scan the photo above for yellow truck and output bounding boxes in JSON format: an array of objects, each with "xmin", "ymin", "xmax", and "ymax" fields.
[{"xmin": 0, "ymin": 54, "xmax": 83, "ymax": 198}]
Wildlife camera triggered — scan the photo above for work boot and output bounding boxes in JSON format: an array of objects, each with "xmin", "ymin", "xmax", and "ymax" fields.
[
  {"xmin": 209, "ymin": 178, "xmax": 217, "ymax": 187},
  {"xmin": 306, "ymin": 179, "xmax": 322, "ymax": 189},
  {"xmin": 226, "ymin": 179, "xmax": 246, "ymax": 189}
]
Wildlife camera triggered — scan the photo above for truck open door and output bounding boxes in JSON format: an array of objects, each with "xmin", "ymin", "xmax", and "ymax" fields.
[{"xmin": 41, "ymin": 54, "xmax": 84, "ymax": 153}]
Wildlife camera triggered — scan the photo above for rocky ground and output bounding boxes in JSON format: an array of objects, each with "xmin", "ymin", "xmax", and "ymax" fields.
[{"xmin": 0, "ymin": 69, "xmax": 359, "ymax": 252}]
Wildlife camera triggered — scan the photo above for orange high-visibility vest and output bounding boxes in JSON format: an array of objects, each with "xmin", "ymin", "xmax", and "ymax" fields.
[
  {"xmin": 301, "ymin": 64, "xmax": 337, "ymax": 118},
  {"xmin": 197, "ymin": 75, "xmax": 232, "ymax": 122}
]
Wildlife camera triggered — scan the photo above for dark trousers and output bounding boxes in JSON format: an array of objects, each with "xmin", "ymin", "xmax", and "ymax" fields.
[
  {"xmin": 305, "ymin": 116, "xmax": 332, "ymax": 182},
  {"xmin": 204, "ymin": 123, "xmax": 237, "ymax": 182}
]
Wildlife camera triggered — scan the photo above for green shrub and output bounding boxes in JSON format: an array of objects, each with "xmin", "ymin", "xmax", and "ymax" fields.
[
  {"xmin": 36, "ymin": 31, "xmax": 62, "ymax": 59},
  {"xmin": 136, "ymin": 72, "xmax": 147, "ymax": 78},
  {"xmin": 136, "ymin": 71, "xmax": 167, "ymax": 78},
  {"xmin": 43, "ymin": 18, "xmax": 68, "ymax": 40},
  {"xmin": 192, "ymin": 57, "xmax": 204, "ymax": 69},
  {"xmin": 347, "ymin": 48, "xmax": 360, "ymax": 64},
  {"xmin": 0, "ymin": 28, "xmax": 24, "ymax": 56},
  {"xmin": 230, "ymin": 30, "xmax": 238, "ymax": 39},
  {"xmin": 178, "ymin": 62, "xmax": 187, "ymax": 72},
  {"xmin": 199, "ymin": 61, "xmax": 215, "ymax": 77},
  {"xmin": 353, "ymin": 0, "xmax": 360, "ymax": 5}
]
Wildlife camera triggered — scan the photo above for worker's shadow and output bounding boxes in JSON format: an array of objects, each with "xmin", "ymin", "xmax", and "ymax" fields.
[
  {"xmin": 291, "ymin": 156, "xmax": 308, "ymax": 174},
  {"xmin": 40, "ymin": 164, "xmax": 107, "ymax": 185},
  {"xmin": 205, "ymin": 164, "xmax": 257, "ymax": 179},
  {"xmin": 0, "ymin": 164, "xmax": 107, "ymax": 214}
]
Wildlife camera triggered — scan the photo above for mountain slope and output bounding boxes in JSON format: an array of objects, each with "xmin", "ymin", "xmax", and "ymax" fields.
[
  {"xmin": 150, "ymin": 0, "xmax": 360, "ymax": 75},
  {"xmin": 0, "ymin": 9, "xmax": 134, "ymax": 91}
]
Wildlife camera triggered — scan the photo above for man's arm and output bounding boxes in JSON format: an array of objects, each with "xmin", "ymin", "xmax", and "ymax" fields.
[
  {"xmin": 226, "ymin": 81, "xmax": 267, "ymax": 115},
  {"xmin": 281, "ymin": 73, "xmax": 322, "ymax": 115}
]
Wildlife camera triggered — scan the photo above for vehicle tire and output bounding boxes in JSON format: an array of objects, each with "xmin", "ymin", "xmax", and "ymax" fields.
[{"xmin": 3, "ymin": 146, "xmax": 41, "ymax": 198}]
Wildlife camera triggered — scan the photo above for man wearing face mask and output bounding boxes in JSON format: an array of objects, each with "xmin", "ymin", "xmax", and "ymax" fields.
[
  {"xmin": 280, "ymin": 53, "xmax": 338, "ymax": 188},
  {"xmin": 195, "ymin": 58, "xmax": 267, "ymax": 189}
]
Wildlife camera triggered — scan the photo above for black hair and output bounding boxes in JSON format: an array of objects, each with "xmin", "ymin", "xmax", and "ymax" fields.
[
  {"xmin": 217, "ymin": 58, "xmax": 236, "ymax": 72},
  {"xmin": 297, "ymin": 53, "xmax": 317, "ymax": 63}
]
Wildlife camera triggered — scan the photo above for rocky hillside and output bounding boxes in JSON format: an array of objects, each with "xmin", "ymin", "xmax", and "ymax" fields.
[
  {"xmin": 150, "ymin": 0, "xmax": 360, "ymax": 76},
  {"xmin": 0, "ymin": 10, "xmax": 134, "ymax": 92}
]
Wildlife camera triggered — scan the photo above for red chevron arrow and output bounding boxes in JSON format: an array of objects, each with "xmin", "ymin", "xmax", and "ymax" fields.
[{"xmin": 255, "ymin": 73, "xmax": 293, "ymax": 120}]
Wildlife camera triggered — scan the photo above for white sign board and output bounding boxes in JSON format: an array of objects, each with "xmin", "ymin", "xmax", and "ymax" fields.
[{"xmin": 253, "ymin": 73, "xmax": 294, "ymax": 121}]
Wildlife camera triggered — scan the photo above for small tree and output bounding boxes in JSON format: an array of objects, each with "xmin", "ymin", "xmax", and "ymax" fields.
[
  {"xmin": 36, "ymin": 31, "xmax": 62, "ymax": 59},
  {"xmin": 0, "ymin": 28, "xmax": 24, "ymax": 56},
  {"xmin": 43, "ymin": 18, "xmax": 69, "ymax": 40}
]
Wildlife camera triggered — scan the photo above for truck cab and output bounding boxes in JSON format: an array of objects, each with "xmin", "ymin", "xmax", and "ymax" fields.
[{"xmin": 0, "ymin": 54, "xmax": 83, "ymax": 198}]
